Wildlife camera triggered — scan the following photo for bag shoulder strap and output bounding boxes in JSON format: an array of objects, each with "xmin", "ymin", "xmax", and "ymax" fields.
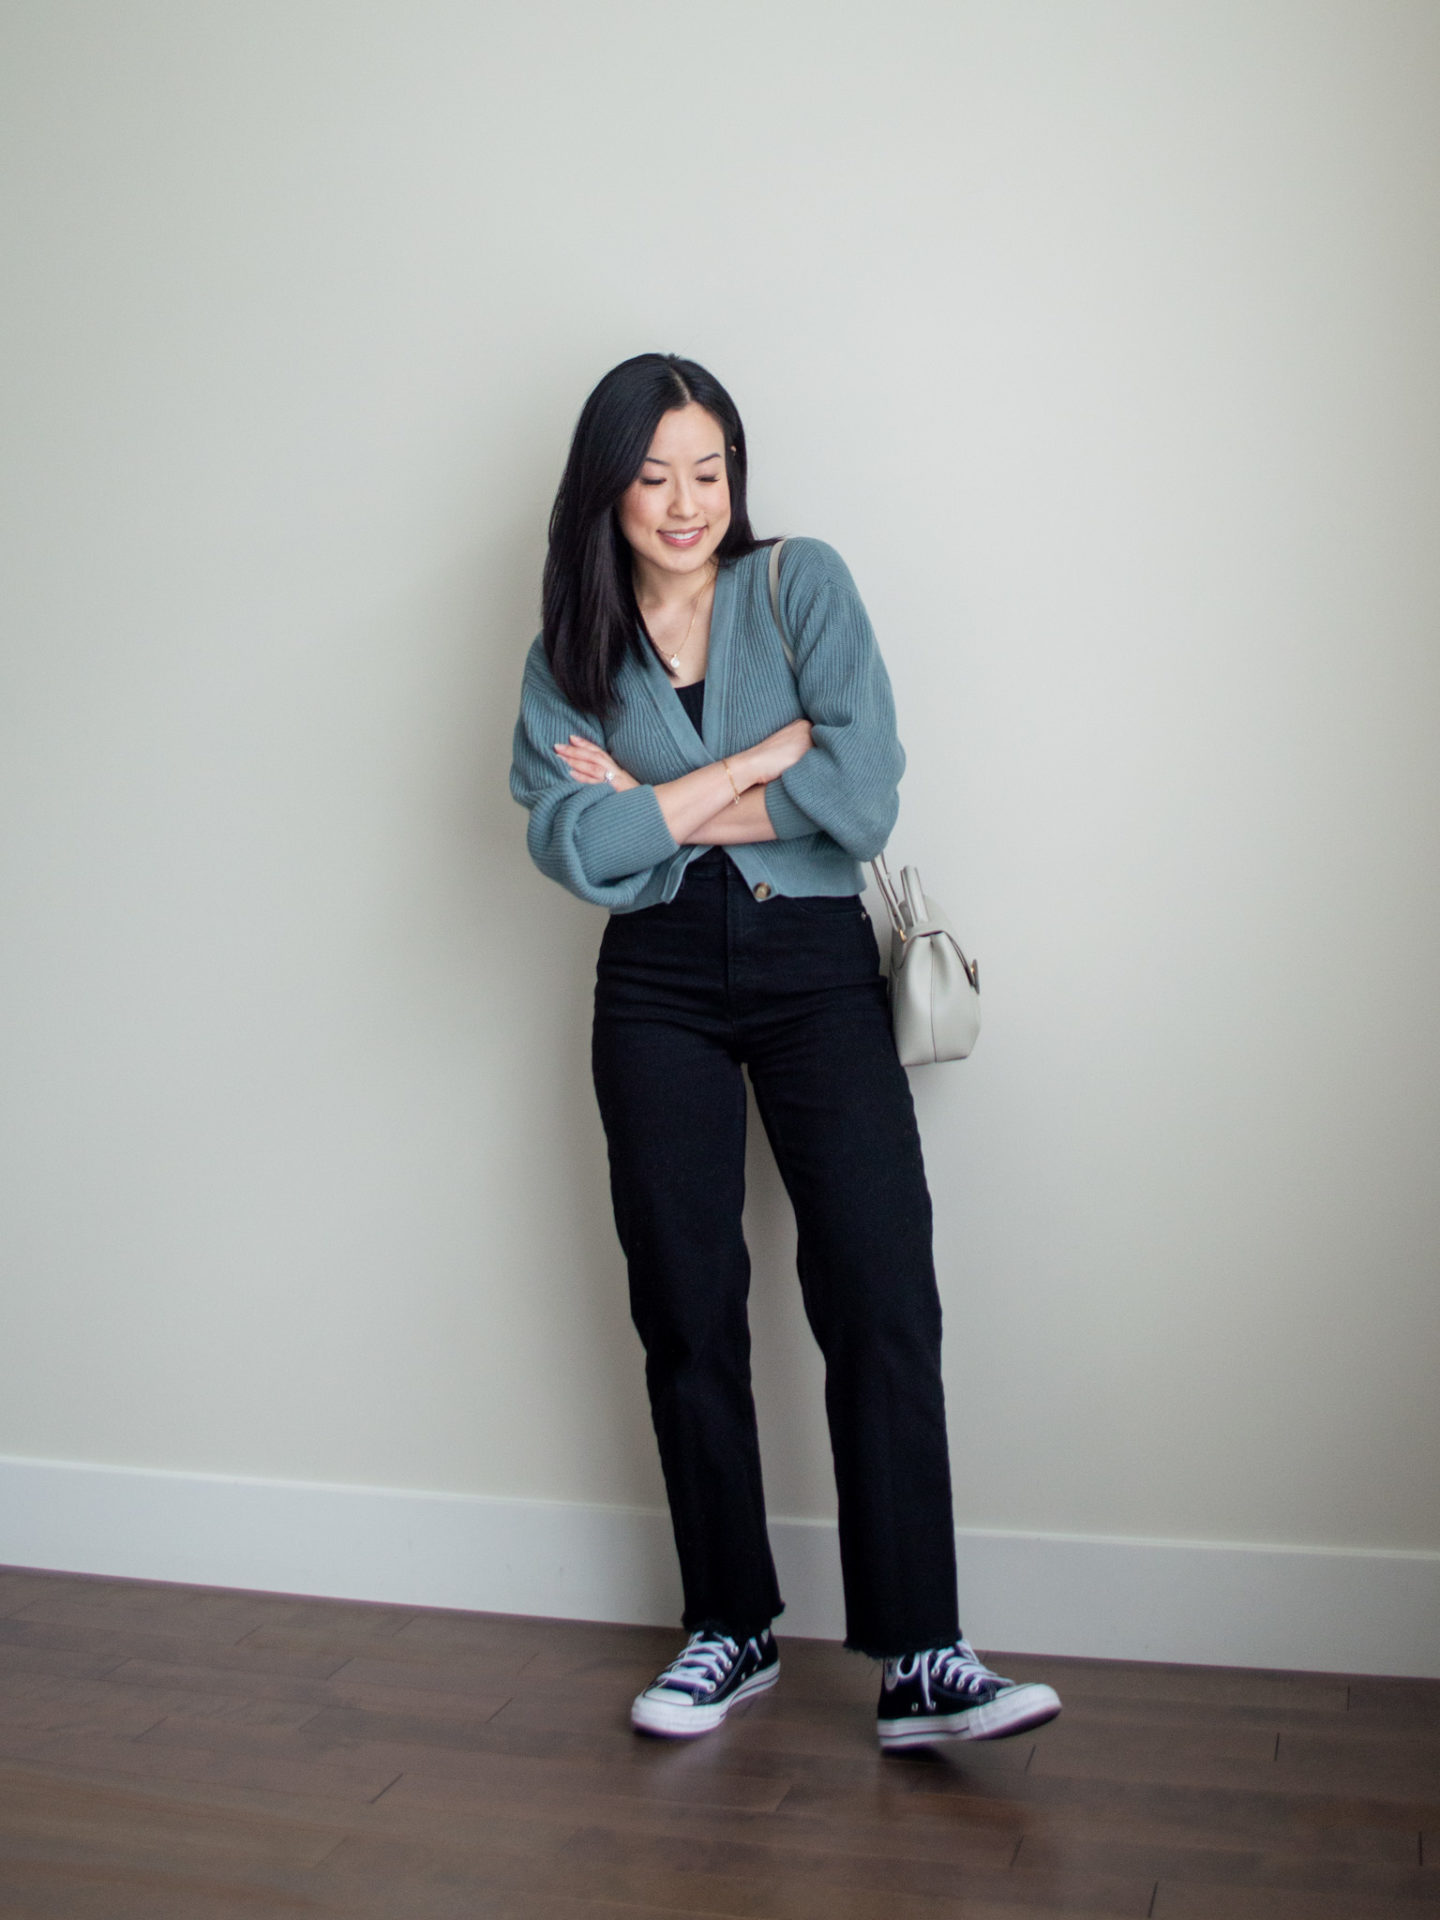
[
  {"xmin": 766, "ymin": 536, "xmax": 976, "ymax": 985},
  {"xmin": 766, "ymin": 539, "xmax": 794, "ymax": 668},
  {"xmin": 766, "ymin": 537, "xmax": 909, "ymax": 935}
]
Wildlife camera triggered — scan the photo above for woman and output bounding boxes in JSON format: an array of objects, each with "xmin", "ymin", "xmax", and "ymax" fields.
[{"xmin": 510, "ymin": 353, "xmax": 1060, "ymax": 1749}]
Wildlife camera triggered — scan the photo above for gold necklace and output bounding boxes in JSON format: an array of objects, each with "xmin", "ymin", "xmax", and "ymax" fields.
[{"xmin": 650, "ymin": 567, "xmax": 714, "ymax": 675}]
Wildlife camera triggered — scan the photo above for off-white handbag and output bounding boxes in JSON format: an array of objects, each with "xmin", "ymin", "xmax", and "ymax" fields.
[
  {"xmin": 869, "ymin": 854, "xmax": 981, "ymax": 1066},
  {"xmin": 767, "ymin": 542, "xmax": 981, "ymax": 1066}
]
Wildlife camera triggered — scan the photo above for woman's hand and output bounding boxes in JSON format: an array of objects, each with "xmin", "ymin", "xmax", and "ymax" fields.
[
  {"xmin": 554, "ymin": 735, "xmax": 639, "ymax": 792},
  {"xmin": 731, "ymin": 718, "xmax": 813, "ymax": 787}
]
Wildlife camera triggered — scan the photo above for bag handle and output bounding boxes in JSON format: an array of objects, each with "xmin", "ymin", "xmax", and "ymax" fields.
[{"xmin": 870, "ymin": 852, "xmax": 909, "ymax": 941}]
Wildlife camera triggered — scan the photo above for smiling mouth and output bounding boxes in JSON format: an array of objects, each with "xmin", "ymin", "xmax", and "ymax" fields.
[{"xmin": 660, "ymin": 528, "xmax": 705, "ymax": 547}]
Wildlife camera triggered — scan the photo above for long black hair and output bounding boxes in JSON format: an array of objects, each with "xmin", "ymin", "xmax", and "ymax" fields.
[{"xmin": 542, "ymin": 353, "xmax": 769, "ymax": 717}]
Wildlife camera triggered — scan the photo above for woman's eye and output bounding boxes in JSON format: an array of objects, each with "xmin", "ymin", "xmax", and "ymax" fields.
[{"xmin": 640, "ymin": 478, "xmax": 665, "ymax": 488}]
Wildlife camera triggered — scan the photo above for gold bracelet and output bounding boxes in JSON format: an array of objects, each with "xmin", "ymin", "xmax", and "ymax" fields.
[{"xmin": 722, "ymin": 758, "xmax": 743, "ymax": 807}]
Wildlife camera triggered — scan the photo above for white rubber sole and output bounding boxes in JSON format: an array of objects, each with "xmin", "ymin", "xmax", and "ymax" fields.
[
  {"xmin": 630, "ymin": 1659, "xmax": 780, "ymax": 1738},
  {"xmin": 877, "ymin": 1681, "xmax": 1062, "ymax": 1750}
]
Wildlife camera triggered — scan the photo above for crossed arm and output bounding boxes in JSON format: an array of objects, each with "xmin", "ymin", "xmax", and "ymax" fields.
[{"xmin": 554, "ymin": 719, "xmax": 813, "ymax": 846}]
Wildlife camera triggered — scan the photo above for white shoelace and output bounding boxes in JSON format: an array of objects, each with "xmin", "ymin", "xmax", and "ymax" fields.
[
  {"xmin": 649, "ymin": 1630, "xmax": 742, "ymax": 1700},
  {"xmin": 885, "ymin": 1637, "xmax": 1010, "ymax": 1709}
]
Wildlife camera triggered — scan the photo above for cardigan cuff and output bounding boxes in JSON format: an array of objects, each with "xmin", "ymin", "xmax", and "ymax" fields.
[
  {"xmin": 763, "ymin": 777, "xmax": 821, "ymax": 841},
  {"xmin": 572, "ymin": 785, "xmax": 679, "ymax": 885}
]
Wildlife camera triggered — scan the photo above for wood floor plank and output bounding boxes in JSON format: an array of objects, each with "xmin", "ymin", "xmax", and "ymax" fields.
[
  {"xmin": 0, "ymin": 1573, "xmax": 92, "ymax": 1620},
  {"xmin": 325, "ymin": 1648, "xmax": 537, "ymax": 1689},
  {"xmin": 1034, "ymin": 1718, "xmax": 1280, "ymax": 1770},
  {"xmin": 368, "ymin": 1756, "xmax": 791, "ymax": 1817},
  {"xmin": 1002, "ymin": 1692, "xmax": 1350, "ymax": 1740},
  {"xmin": 764, "ymin": 1775, "xmax": 1035, "ymax": 1835},
  {"xmin": 8, "ymin": 1598, "xmax": 287, "ymax": 1645},
  {"xmin": 557, "ymin": 1820, "xmax": 1151, "ymax": 1910},
  {"xmin": 0, "ymin": 1753, "xmax": 401, "ymax": 1844},
  {"xmin": 361, "ymin": 1764, "xmax": 1016, "ymax": 1855},
  {"xmin": 391, "ymin": 1609, "xmax": 673, "ymax": 1656},
  {"xmin": 0, "ymin": 1669, "xmax": 321, "ymax": 1731},
  {"xmin": 0, "ymin": 1643, "xmax": 130, "ymax": 1683},
  {"xmin": 105, "ymin": 1654, "xmax": 518, "ymax": 1724},
  {"xmin": 1274, "ymin": 1725, "xmax": 1440, "ymax": 1795},
  {"xmin": 310, "ymin": 1827, "xmax": 1154, "ymax": 1918},
  {"xmin": 0, "ymin": 1689, "xmax": 168, "ymax": 1743},
  {"xmin": 0, "ymin": 1617, "xmax": 354, "ymax": 1681},
  {"xmin": 988, "ymin": 1653, "xmax": 1350, "ymax": 1718},
  {"xmin": 0, "ymin": 1770, "xmax": 341, "ymax": 1870},
  {"xmin": 1153, "ymin": 1884, "xmax": 1440, "ymax": 1918},
  {"xmin": 231, "ymin": 1599, "xmax": 418, "ymax": 1640},
  {"xmin": 564, "ymin": 1809, "xmax": 1015, "ymax": 1872},
  {"xmin": 1347, "ymin": 1679, "xmax": 1440, "ymax": 1733},
  {"xmin": 1027, "ymin": 1730, "xmax": 1303, "ymax": 1793},
  {"xmin": 0, "ymin": 1569, "xmax": 415, "ymax": 1640},
  {"xmin": 6, "ymin": 1746, "xmax": 798, "ymax": 1856},
  {"xmin": 993, "ymin": 1784, "xmax": 1420, "ymax": 1864},
  {"xmin": 131, "ymin": 1712, "xmax": 797, "ymax": 1815},
  {"xmin": 0, "ymin": 1726, "xmax": 403, "ymax": 1802},
  {"xmin": 1014, "ymin": 1830, "xmax": 1440, "ymax": 1902},
  {"xmin": 0, "ymin": 1867, "xmax": 326, "ymax": 1920}
]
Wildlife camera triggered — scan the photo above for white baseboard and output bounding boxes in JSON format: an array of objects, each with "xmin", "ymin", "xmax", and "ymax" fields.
[{"xmin": 2, "ymin": 1455, "xmax": 1437, "ymax": 1677}]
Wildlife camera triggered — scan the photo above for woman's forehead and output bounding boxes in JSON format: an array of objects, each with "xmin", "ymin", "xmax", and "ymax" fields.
[{"xmin": 644, "ymin": 404, "xmax": 725, "ymax": 464}]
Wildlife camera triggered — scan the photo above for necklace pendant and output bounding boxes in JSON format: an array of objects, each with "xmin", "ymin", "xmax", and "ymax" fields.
[{"xmin": 668, "ymin": 653, "xmax": 681, "ymax": 671}]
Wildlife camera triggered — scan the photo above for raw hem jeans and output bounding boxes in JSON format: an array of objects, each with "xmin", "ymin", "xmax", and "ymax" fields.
[{"xmin": 591, "ymin": 853, "xmax": 961, "ymax": 1659}]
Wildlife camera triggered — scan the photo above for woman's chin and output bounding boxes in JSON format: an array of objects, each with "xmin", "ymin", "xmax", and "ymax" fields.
[{"xmin": 644, "ymin": 525, "xmax": 727, "ymax": 572}]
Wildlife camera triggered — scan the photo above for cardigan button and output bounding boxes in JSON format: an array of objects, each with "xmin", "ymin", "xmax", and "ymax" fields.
[{"xmin": 752, "ymin": 882, "xmax": 773, "ymax": 901}]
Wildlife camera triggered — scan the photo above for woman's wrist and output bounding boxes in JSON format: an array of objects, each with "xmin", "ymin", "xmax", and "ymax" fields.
[
  {"xmin": 723, "ymin": 748, "xmax": 758, "ymax": 792},
  {"xmin": 685, "ymin": 785, "xmax": 776, "ymax": 845}
]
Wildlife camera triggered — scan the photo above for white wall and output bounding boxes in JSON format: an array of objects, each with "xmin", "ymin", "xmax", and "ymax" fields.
[{"xmin": 3, "ymin": 1, "xmax": 1438, "ymax": 1666}]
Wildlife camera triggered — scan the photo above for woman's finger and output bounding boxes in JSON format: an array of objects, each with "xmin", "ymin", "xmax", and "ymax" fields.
[
  {"xmin": 566, "ymin": 742, "xmax": 619, "ymax": 773},
  {"xmin": 554, "ymin": 736, "xmax": 640, "ymax": 792},
  {"xmin": 555, "ymin": 748, "xmax": 601, "ymax": 780},
  {"xmin": 555, "ymin": 744, "xmax": 620, "ymax": 785}
]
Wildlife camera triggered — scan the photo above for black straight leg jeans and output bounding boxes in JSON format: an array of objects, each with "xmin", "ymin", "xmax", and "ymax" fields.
[{"xmin": 591, "ymin": 853, "xmax": 960, "ymax": 1658}]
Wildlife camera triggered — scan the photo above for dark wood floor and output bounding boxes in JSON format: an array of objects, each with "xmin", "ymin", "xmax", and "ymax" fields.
[{"xmin": 1, "ymin": 1565, "xmax": 1437, "ymax": 1917}]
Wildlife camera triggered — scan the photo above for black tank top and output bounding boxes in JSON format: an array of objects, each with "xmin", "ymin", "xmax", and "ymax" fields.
[{"xmin": 674, "ymin": 680, "xmax": 724, "ymax": 870}]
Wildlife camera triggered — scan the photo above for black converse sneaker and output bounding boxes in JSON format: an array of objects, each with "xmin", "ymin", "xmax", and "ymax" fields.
[
  {"xmin": 631, "ymin": 1627, "xmax": 779, "ymax": 1737},
  {"xmin": 876, "ymin": 1637, "xmax": 1061, "ymax": 1749}
]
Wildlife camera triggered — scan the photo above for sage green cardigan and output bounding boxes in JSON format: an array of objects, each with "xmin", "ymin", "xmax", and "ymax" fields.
[{"xmin": 510, "ymin": 538, "xmax": 904, "ymax": 912}]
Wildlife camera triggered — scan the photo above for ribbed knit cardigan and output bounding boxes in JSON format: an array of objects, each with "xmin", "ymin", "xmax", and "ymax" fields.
[{"xmin": 510, "ymin": 537, "xmax": 904, "ymax": 912}]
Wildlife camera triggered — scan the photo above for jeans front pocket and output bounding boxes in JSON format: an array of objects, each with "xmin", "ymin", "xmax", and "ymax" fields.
[{"xmin": 781, "ymin": 892, "xmax": 868, "ymax": 919}]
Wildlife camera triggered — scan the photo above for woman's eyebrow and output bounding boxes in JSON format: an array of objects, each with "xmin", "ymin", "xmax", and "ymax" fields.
[{"xmin": 642, "ymin": 450, "xmax": 724, "ymax": 467}]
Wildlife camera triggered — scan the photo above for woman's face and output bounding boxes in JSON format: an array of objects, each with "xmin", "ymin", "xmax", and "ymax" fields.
[{"xmin": 616, "ymin": 403, "xmax": 732, "ymax": 584}]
